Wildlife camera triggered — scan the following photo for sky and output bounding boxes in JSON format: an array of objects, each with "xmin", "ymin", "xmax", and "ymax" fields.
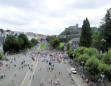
[{"xmin": 0, "ymin": 0, "xmax": 111, "ymax": 35}]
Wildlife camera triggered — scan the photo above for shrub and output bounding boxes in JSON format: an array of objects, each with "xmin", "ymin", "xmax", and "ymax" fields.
[
  {"xmin": 75, "ymin": 47, "xmax": 87, "ymax": 58},
  {"xmin": 85, "ymin": 57, "xmax": 100, "ymax": 76},
  {"xmin": 75, "ymin": 47, "xmax": 99, "ymax": 62},
  {"xmin": 3, "ymin": 35, "xmax": 19, "ymax": 53},
  {"xmin": 102, "ymin": 49, "xmax": 111, "ymax": 65},
  {"xmin": 78, "ymin": 54, "xmax": 90, "ymax": 65},
  {"xmin": 67, "ymin": 49, "xmax": 74, "ymax": 59},
  {"xmin": 31, "ymin": 38, "xmax": 38, "ymax": 47},
  {"xmin": 0, "ymin": 52, "xmax": 3, "ymax": 60},
  {"xmin": 85, "ymin": 48, "xmax": 99, "ymax": 57}
]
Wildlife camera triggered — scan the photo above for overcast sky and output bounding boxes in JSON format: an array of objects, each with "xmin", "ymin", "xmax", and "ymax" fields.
[{"xmin": 0, "ymin": 0, "xmax": 110, "ymax": 35}]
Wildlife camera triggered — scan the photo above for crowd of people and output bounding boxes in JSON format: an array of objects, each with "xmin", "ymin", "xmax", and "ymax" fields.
[
  {"xmin": 0, "ymin": 43, "xmax": 77, "ymax": 86},
  {"xmin": 38, "ymin": 51, "xmax": 66, "ymax": 86},
  {"xmin": 0, "ymin": 46, "xmax": 38, "ymax": 86}
]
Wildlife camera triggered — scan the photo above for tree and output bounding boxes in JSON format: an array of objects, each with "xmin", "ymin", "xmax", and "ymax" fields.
[
  {"xmin": 3, "ymin": 34, "xmax": 37, "ymax": 53},
  {"xmin": 103, "ymin": 8, "xmax": 111, "ymax": 51},
  {"xmin": 85, "ymin": 57, "xmax": 99, "ymax": 80},
  {"xmin": 67, "ymin": 43, "xmax": 70, "ymax": 50},
  {"xmin": 75, "ymin": 47, "xmax": 87, "ymax": 58},
  {"xmin": 78, "ymin": 54, "xmax": 90, "ymax": 65},
  {"xmin": 18, "ymin": 34, "xmax": 29, "ymax": 49},
  {"xmin": 84, "ymin": 48, "xmax": 99, "ymax": 58},
  {"xmin": 102, "ymin": 49, "xmax": 111, "ymax": 65},
  {"xmin": 18, "ymin": 37, "xmax": 24, "ymax": 49},
  {"xmin": 31, "ymin": 38, "xmax": 38, "ymax": 47},
  {"xmin": 0, "ymin": 52, "xmax": 3, "ymax": 60},
  {"xmin": 80, "ymin": 18, "xmax": 91, "ymax": 47},
  {"xmin": 0, "ymin": 29, "xmax": 4, "ymax": 33},
  {"xmin": 91, "ymin": 31, "xmax": 102, "ymax": 50},
  {"xmin": 49, "ymin": 36, "xmax": 60, "ymax": 49},
  {"xmin": 67, "ymin": 49, "xmax": 74, "ymax": 59},
  {"xmin": 3, "ymin": 35, "xmax": 19, "ymax": 53},
  {"xmin": 98, "ymin": 62, "xmax": 111, "ymax": 81},
  {"xmin": 75, "ymin": 47, "xmax": 99, "ymax": 63}
]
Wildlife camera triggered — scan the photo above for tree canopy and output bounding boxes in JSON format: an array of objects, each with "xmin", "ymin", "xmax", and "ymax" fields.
[
  {"xmin": 80, "ymin": 18, "xmax": 91, "ymax": 47},
  {"xmin": 103, "ymin": 8, "xmax": 111, "ymax": 51},
  {"xmin": 3, "ymin": 34, "xmax": 38, "ymax": 53},
  {"xmin": 3, "ymin": 35, "xmax": 19, "ymax": 53},
  {"xmin": 49, "ymin": 36, "xmax": 60, "ymax": 49}
]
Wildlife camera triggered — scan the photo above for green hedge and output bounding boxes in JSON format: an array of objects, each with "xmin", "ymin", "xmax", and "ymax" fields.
[
  {"xmin": 0, "ymin": 52, "xmax": 3, "ymax": 60},
  {"xmin": 74, "ymin": 47, "xmax": 111, "ymax": 81}
]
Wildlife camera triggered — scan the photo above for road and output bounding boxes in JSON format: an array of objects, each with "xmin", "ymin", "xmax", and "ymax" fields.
[
  {"xmin": 30, "ymin": 51, "xmax": 77, "ymax": 86},
  {"xmin": 0, "ymin": 42, "xmax": 87, "ymax": 86},
  {"xmin": 0, "ymin": 45, "xmax": 39, "ymax": 86}
]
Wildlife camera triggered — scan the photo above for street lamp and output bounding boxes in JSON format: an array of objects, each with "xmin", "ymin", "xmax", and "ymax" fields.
[
  {"xmin": 81, "ymin": 61, "xmax": 84, "ymax": 73},
  {"xmin": 73, "ymin": 53, "xmax": 74, "ymax": 64}
]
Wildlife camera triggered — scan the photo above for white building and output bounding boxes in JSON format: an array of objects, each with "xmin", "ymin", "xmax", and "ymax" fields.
[{"xmin": 25, "ymin": 32, "xmax": 37, "ymax": 40}]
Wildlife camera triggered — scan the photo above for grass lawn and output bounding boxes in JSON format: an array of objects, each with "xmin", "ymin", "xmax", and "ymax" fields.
[
  {"xmin": 40, "ymin": 43, "xmax": 46, "ymax": 50},
  {"xmin": 59, "ymin": 42, "xmax": 65, "ymax": 49}
]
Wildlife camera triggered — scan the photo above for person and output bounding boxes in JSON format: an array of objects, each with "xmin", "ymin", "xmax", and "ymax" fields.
[
  {"xmin": 40, "ymin": 67, "xmax": 42, "ymax": 71},
  {"xmin": 71, "ymin": 77, "xmax": 75, "ymax": 81},
  {"xmin": 59, "ymin": 72, "xmax": 61, "ymax": 75},
  {"xmin": 55, "ymin": 74, "xmax": 57, "ymax": 79},
  {"xmin": 69, "ymin": 73, "xmax": 71, "ymax": 77},
  {"xmin": 14, "ymin": 73, "xmax": 16, "ymax": 77},
  {"xmin": 51, "ymin": 79, "xmax": 52, "ymax": 83},
  {"xmin": 40, "ymin": 81, "xmax": 43, "ymax": 86}
]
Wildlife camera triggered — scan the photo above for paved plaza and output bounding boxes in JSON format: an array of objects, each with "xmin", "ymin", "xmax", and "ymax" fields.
[{"xmin": 0, "ymin": 43, "xmax": 87, "ymax": 86}]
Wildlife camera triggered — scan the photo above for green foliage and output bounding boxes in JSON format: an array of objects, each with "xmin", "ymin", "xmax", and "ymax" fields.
[
  {"xmin": 104, "ymin": 65, "xmax": 111, "ymax": 81},
  {"xmin": 58, "ymin": 42, "xmax": 64, "ymax": 50},
  {"xmin": 0, "ymin": 29, "xmax": 4, "ymax": 33},
  {"xmin": 103, "ymin": 8, "xmax": 111, "ymax": 51},
  {"xmin": 28, "ymin": 41, "xmax": 33, "ymax": 48},
  {"xmin": 18, "ymin": 34, "xmax": 29, "ymax": 49},
  {"xmin": 75, "ymin": 47, "xmax": 87, "ymax": 59},
  {"xmin": 75, "ymin": 47, "xmax": 99, "ymax": 64},
  {"xmin": 40, "ymin": 43, "xmax": 46, "ymax": 50},
  {"xmin": 67, "ymin": 43, "xmax": 70, "ymax": 50},
  {"xmin": 85, "ymin": 57, "xmax": 99, "ymax": 76},
  {"xmin": 3, "ymin": 35, "xmax": 19, "ymax": 53},
  {"xmin": 75, "ymin": 47, "xmax": 99, "ymax": 59},
  {"xmin": 91, "ymin": 31, "xmax": 102, "ymax": 50},
  {"xmin": 80, "ymin": 18, "xmax": 91, "ymax": 47},
  {"xmin": 0, "ymin": 52, "xmax": 3, "ymax": 60},
  {"xmin": 98, "ymin": 62, "xmax": 108, "ymax": 74},
  {"xmin": 98, "ymin": 62, "xmax": 111, "ymax": 81},
  {"xmin": 58, "ymin": 26, "xmax": 80, "ymax": 43},
  {"xmin": 31, "ymin": 38, "xmax": 38, "ymax": 47},
  {"xmin": 49, "ymin": 36, "xmax": 60, "ymax": 49},
  {"xmin": 6, "ymin": 29, "xmax": 11, "ymax": 32},
  {"xmin": 75, "ymin": 47, "xmax": 111, "ymax": 81},
  {"xmin": 78, "ymin": 54, "xmax": 90, "ymax": 65},
  {"xmin": 3, "ymin": 34, "xmax": 37, "ymax": 53},
  {"xmin": 102, "ymin": 49, "xmax": 111, "ymax": 65},
  {"xmin": 46, "ymin": 36, "xmax": 52, "ymax": 42},
  {"xmin": 67, "ymin": 49, "xmax": 74, "ymax": 59},
  {"xmin": 85, "ymin": 48, "xmax": 99, "ymax": 57},
  {"xmin": 18, "ymin": 37, "xmax": 24, "ymax": 49}
]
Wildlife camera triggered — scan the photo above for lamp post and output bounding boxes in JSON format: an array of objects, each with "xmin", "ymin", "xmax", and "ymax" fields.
[
  {"xmin": 73, "ymin": 53, "xmax": 74, "ymax": 64},
  {"xmin": 81, "ymin": 61, "xmax": 84, "ymax": 73}
]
